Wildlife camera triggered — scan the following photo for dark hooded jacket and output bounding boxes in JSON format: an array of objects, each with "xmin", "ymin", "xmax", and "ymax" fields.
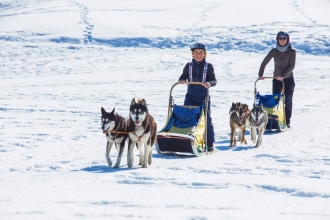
[{"xmin": 258, "ymin": 32, "xmax": 296, "ymax": 79}]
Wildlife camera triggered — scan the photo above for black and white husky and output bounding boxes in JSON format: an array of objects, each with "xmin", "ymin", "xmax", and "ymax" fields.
[
  {"xmin": 101, "ymin": 107, "xmax": 129, "ymax": 168},
  {"xmin": 249, "ymin": 104, "xmax": 268, "ymax": 148},
  {"xmin": 128, "ymin": 98, "xmax": 157, "ymax": 168}
]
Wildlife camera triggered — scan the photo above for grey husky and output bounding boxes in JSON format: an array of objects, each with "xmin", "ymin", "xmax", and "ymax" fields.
[
  {"xmin": 101, "ymin": 107, "xmax": 129, "ymax": 168},
  {"xmin": 249, "ymin": 104, "xmax": 268, "ymax": 148}
]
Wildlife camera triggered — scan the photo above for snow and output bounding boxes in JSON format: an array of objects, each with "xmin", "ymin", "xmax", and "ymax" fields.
[{"xmin": 0, "ymin": 0, "xmax": 329, "ymax": 219}]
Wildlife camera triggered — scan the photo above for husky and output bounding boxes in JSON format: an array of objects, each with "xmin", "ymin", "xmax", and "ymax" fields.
[
  {"xmin": 128, "ymin": 98, "xmax": 157, "ymax": 168},
  {"xmin": 101, "ymin": 107, "xmax": 129, "ymax": 168},
  {"xmin": 229, "ymin": 102, "xmax": 250, "ymax": 147},
  {"xmin": 249, "ymin": 104, "xmax": 268, "ymax": 148}
]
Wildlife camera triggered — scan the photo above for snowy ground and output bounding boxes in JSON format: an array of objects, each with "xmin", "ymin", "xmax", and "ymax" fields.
[{"xmin": 0, "ymin": 0, "xmax": 330, "ymax": 219}]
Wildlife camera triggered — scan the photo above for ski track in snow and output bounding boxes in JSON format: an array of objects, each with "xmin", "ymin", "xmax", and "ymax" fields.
[{"xmin": 1, "ymin": 0, "xmax": 329, "ymax": 54}]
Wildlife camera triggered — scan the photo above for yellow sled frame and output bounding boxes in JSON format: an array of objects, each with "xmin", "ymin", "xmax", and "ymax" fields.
[
  {"xmin": 155, "ymin": 82, "xmax": 210, "ymax": 156},
  {"xmin": 254, "ymin": 77, "xmax": 287, "ymax": 131}
]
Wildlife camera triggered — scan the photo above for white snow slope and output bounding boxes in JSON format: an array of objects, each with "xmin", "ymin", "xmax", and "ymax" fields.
[{"xmin": 0, "ymin": 0, "xmax": 329, "ymax": 219}]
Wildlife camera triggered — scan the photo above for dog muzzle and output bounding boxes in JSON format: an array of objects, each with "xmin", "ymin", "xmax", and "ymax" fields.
[{"xmin": 134, "ymin": 120, "xmax": 142, "ymax": 126}]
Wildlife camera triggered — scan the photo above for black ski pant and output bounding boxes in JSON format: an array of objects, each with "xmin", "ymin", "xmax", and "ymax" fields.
[{"xmin": 273, "ymin": 77, "xmax": 295, "ymax": 125}]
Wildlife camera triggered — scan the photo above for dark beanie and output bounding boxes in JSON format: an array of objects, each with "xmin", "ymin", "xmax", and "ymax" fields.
[
  {"xmin": 190, "ymin": 43, "xmax": 206, "ymax": 51},
  {"xmin": 276, "ymin": 31, "xmax": 290, "ymax": 45}
]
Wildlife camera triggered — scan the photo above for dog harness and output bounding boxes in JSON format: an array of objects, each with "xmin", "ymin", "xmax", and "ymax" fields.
[
  {"xmin": 229, "ymin": 110, "xmax": 248, "ymax": 126},
  {"xmin": 189, "ymin": 62, "xmax": 208, "ymax": 82},
  {"xmin": 134, "ymin": 126, "xmax": 146, "ymax": 141}
]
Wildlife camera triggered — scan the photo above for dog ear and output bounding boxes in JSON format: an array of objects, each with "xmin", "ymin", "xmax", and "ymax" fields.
[
  {"xmin": 141, "ymin": 99, "xmax": 147, "ymax": 107},
  {"xmin": 131, "ymin": 98, "xmax": 136, "ymax": 106},
  {"xmin": 111, "ymin": 107, "xmax": 115, "ymax": 114},
  {"xmin": 101, "ymin": 107, "xmax": 105, "ymax": 114}
]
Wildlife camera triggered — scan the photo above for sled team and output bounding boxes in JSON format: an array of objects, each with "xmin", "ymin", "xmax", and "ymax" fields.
[{"xmin": 101, "ymin": 31, "xmax": 296, "ymax": 168}]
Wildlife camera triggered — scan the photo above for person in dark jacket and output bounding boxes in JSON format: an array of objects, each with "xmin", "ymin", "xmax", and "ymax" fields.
[
  {"xmin": 258, "ymin": 31, "xmax": 296, "ymax": 128},
  {"xmin": 178, "ymin": 43, "xmax": 217, "ymax": 151}
]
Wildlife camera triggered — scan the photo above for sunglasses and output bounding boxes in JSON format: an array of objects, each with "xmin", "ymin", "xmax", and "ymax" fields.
[{"xmin": 279, "ymin": 37, "xmax": 287, "ymax": 41}]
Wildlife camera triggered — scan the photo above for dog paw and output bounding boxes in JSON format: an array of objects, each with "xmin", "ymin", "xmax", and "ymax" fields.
[{"xmin": 241, "ymin": 140, "xmax": 247, "ymax": 145}]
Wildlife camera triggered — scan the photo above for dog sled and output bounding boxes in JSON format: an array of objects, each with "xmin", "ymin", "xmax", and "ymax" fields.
[
  {"xmin": 254, "ymin": 77, "xmax": 288, "ymax": 132},
  {"xmin": 155, "ymin": 82, "xmax": 210, "ymax": 156}
]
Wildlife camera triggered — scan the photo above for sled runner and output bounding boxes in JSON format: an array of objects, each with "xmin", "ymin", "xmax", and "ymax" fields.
[
  {"xmin": 155, "ymin": 82, "xmax": 211, "ymax": 156},
  {"xmin": 254, "ymin": 77, "xmax": 289, "ymax": 132}
]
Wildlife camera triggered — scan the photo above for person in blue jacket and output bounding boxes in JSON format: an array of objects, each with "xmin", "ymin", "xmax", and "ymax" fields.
[{"xmin": 178, "ymin": 43, "xmax": 217, "ymax": 151}]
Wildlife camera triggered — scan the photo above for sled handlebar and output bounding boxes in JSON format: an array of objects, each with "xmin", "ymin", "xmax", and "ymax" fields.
[
  {"xmin": 169, "ymin": 82, "xmax": 209, "ymax": 103},
  {"xmin": 170, "ymin": 81, "xmax": 208, "ymax": 91},
  {"xmin": 255, "ymin": 76, "xmax": 277, "ymax": 84},
  {"xmin": 258, "ymin": 76, "xmax": 277, "ymax": 79},
  {"xmin": 254, "ymin": 77, "xmax": 284, "ymax": 96}
]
